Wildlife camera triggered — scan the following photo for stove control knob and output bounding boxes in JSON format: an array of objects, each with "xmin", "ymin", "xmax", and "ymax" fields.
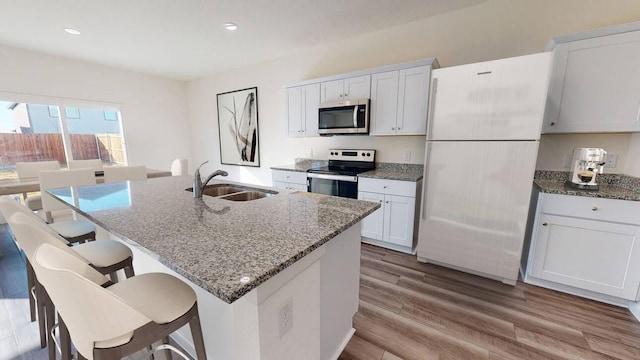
[
  {"xmin": 330, "ymin": 152, "xmax": 334, "ymax": 155},
  {"xmin": 361, "ymin": 152, "xmax": 365, "ymax": 156},
  {"xmin": 367, "ymin": 152, "xmax": 371, "ymax": 157}
]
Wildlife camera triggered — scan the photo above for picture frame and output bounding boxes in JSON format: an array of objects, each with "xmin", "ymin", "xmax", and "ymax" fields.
[{"xmin": 216, "ymin": 87, "xmax": 260, "ymax": 167}]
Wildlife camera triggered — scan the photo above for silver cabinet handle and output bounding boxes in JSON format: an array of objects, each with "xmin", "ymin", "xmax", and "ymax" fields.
[
  {"xmin": 379, "ymin": 200, "xmax": 383, "ymax": 203},
  {"xmin": 542, "ymin": 223, "xmax": 548, "ymax": 226},
  {"xmin": 592, "ymin": 206, "xmax": 598, "ymax": 211}
]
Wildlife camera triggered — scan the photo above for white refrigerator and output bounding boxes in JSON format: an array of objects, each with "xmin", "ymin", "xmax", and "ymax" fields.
[{"xmin": 417, "ymin": 52, "xmax": 552, "ymax": 285}]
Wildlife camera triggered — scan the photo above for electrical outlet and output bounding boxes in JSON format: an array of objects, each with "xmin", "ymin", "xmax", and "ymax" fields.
[
  {"xmin": 278, "ymin": 298, "xmax": 293, "ymax": 338},
  {"xmin": 606, "ymin": 154, "xmax": 618, "ymax": 168}
]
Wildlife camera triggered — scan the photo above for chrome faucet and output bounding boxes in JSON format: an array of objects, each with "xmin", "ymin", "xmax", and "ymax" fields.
[{"xmin": 193, "ymin": 160, "xmax": 228, "ymax": 198}]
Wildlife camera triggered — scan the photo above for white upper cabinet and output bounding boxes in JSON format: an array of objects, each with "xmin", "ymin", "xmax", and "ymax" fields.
[
  {"xmin": 286, "ymin": 58, "xmax": 438, "ymax": 138},
  {"xmin": 543, "ymin": 29, "xmax": 640, "ymax": 133},
  {"xmin": 370, "ymin": 66, "xmax": 431, "ymax": 136},
  {"xmin": 287, "ymin": 83, "xmax": 320, "ymax": 137},
  {"xmin": 320, "ymin": 75, "xmax": 371, "ymax": 102},
  {"xmin": 429, "ymin": 53, "xmax": 551, "ymax": 141}
]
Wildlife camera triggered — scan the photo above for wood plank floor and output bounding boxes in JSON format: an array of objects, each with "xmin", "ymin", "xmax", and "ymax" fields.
[
  {"xmin": 339, "ymin": 244, "xmax": 640, "ymax": 360},
  {"xmin": 3, "ymin": 222, "xmax": 640, "ymax": 360}
]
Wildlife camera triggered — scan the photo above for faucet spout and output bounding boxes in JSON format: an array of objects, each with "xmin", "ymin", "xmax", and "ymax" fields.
[{"xmin": 193, "ymin": 161, "xmax": 228, "ymax": 198}]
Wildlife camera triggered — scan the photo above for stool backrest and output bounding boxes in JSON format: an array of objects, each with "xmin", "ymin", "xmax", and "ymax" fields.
[
  {"xmin": 39, "ymin": 168, "xmax": 95, "ymax": 215},
  {"xmin": 32, "ymin": 243, "xmax": 150, "ymax": 360},
  {"xmin": 16, "ymin": 161, "xmax": 61, "ymax": 179},
  {"xmin": 103, "ymin": 165, "xmax": 147, "ymax": 183},
  {"xmin": 0, "ymin": 197, "xmax": 66, "ymax": 244},
  {"xmin": 68, "ymin": 159, "xmax": 103, "ymax": 172}
]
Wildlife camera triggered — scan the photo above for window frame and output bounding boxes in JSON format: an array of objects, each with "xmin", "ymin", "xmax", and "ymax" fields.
[{"xmin": 0, "ymin": 91, "xmax": 128, "ymax": 165}]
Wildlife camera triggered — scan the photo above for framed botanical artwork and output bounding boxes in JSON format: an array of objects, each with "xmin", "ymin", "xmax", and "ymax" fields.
[{"xmin": 216, "ymin": 87, "xmax": 260, "ymax": 167}]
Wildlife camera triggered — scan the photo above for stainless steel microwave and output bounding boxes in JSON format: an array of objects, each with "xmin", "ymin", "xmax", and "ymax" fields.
[{"xmin": 318, "ymin": 99, "xmax": 369, "ymax": 136}]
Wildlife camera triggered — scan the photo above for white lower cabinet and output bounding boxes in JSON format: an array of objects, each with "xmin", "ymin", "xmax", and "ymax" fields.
[
  {"xmin": 358, "ymin": 177, "xmax": 421, "ymax": 254},
  {"xmin": 525, "ymin": 191, "xmax": 640, "ymax": 304},
  {"xmin": 272, "ymin": 170, "xmax": 307, "ymax": 192}
]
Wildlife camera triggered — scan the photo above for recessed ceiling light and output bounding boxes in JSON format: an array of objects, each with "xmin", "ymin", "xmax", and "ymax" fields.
[
  {"xmin": 64, "ymin": 28, "xmax": 81, "ymax": 35},
  {"xmin": 223, "ymin": 23, "xmax": 239, "ymax": 31}
]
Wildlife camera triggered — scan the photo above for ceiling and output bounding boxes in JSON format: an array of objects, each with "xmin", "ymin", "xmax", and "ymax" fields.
[{"xmin": 0, "ymin": 0, "xmax": 485, "ymax": 81}]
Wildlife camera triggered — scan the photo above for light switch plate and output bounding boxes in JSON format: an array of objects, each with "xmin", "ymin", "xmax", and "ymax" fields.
[{"xmin": 402, "ymin": 150, "xmax": 411, "ymax": 162}]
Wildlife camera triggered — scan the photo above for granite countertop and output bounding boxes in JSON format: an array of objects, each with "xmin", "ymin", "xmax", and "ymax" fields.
[
  {"xmin": 271, "ymin": 159, "xmax": 424, "ymax": 182},
  {"xmin": 534, "ymin": 171, "xmax": 640, "ymax": 201},
  {"xmin": 358, "ymin": 163, "xmax": 423, "ymax": 182},
  {"xmin": 47, "ymin": 176, "xmax": 380, "ymax": 303}
]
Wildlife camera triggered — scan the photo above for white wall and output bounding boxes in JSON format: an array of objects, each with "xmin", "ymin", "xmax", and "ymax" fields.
[
  {"xmin": 536, "ymin": 134, "xmax": 633, "ymax": 174},
  {"xmin": 188, "ymin": 0, "xmax": 640, "ymax": 186},
  {"xmin": 0, "ymin": 44, "xmax": 190, "ymax": 171}
]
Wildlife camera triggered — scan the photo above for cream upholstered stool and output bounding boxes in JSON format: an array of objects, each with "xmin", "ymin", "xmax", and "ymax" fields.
[
  {"xmin": 33, "ymin": 243, "xmax": 208, "ymax": 360},
  {"xmin": 103, "ymin": 165, "xmax": 147, "ymax": 183},
  {"xmin": 4, "ymin": 209, "xmax": 135, "ymax": 359},
  {"xmin": 39, "ymin": 168, "xmax": 97, "ymax": 243},
  {"xmin": 67, "ymin": 159, "xmax": 104, "ymax": 172},
  {"xmin": 15, "ymin": 160, "xmax": 61, "ymax": 211}
]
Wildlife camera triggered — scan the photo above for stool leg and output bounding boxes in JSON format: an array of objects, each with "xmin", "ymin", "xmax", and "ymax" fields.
[
  {"xmin": 59, "ymin": 315, "xmax": 73, "ymax": 360},
  {"xmin": 44, "ymin": 289, "xmax": 56, "ymax": 360},
  {"xmin": 189, "ymin": 305, "xmax": 207, "ymax": 360},
  {"xmin": 26, "ymin": 261, "xmax": 36, "ymax": 322},
  {"xmin": 34, "ymin": 280, "xmax": 46, "ymax": 349},
  {"xmin": 124, "ymin": 259, "xmax": 135, "ymax": 279},
  {"xmin": 109, "ymin": 271, "xmax": 119, "ymax": 283}
]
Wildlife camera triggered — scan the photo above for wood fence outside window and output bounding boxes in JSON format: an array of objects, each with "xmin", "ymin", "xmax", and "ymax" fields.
[{"xmin": 0, "ymin": 133, "xmax": 124, "ymax": 169}]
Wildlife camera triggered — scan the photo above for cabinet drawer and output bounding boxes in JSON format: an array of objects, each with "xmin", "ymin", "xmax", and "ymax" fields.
[
  {"xmin": 358, "ymin": 177, "xmax": 416, "ymax": 197},
  {"xmin": 541, "ymin": 194, "xmax": 640, "ymax": 225},
  {"xmin": 272, "ymin": 170, "xmax": 307, "ymax": 185}
]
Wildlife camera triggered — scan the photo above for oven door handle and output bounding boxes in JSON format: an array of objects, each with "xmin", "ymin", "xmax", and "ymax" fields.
[{"xmin": 307, "ymin": 173, "xmax": 358, "ymax": 182}]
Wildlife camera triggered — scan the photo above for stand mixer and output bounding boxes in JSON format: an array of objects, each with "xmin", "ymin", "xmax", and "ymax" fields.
[{"xmin": 566, "ymin": 148, "xmax": 607, "ymax": 190}]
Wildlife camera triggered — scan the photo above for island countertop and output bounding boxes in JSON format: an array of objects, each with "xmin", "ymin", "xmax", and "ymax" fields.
[{"xmin": 47, "ymin": 176, "xmax": 379, "ymax": 303}]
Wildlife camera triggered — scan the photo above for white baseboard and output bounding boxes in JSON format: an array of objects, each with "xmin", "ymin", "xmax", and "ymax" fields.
[{"xmin": 328, "ymin": 328, "xmax": 355, "ymax": 360}]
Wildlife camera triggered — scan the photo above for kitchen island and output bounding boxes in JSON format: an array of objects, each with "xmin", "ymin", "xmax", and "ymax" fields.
[{"xmin": 47, "ymin": 176, "xmax": 380, "ymax": 360}]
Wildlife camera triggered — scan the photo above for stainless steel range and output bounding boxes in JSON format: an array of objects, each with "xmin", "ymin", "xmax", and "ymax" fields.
[{"xmin": 307, "ymin": 149, "xmax": 375, "ymax": 198}]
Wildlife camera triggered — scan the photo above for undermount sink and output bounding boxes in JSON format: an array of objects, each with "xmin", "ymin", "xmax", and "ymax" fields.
[
  {"xmin": 220, "ymin": 191, "xmax": 272, "ymax": 201},
  {"xmin": 186, "ymin": 184, "xmax": 277, "ymax": 201},
  {"xmin": 202, "ymin": 185, "xmax": 244, "ymax": 197}
]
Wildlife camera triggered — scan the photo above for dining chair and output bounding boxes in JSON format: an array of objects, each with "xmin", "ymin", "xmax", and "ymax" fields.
[
  {"xmin": 32, "ymin": 242, "xmax": 208, "ymax": 360},
  {"xmin": 171, "ymin": 158, "xmax": 188, "ymax": 176},
  {"xmin": 67, "ymin": 159, "xmax": 104, "ymax": 172},
  {"xmin": 15, "ymin": 161, "xmax": 61, "ymax": 211},
  {"xmin": 7, "ymin": 211, "xmax": 135, "ymax": 359},
  {"xmin": 103, "ymin": 165, "xmax": 147, "ymax": 183},
  {"xmin": 39, "ymin": 168, "xmax": 97, "ymax": 243}
]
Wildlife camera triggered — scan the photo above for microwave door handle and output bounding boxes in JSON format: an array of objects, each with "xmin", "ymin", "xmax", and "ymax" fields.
[{"xmin": 353, "ymin": 106, "xmax": 358, "ymax": 128}]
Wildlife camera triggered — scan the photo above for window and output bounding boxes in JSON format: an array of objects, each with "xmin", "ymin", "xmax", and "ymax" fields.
[
  {"xmin": 0, "ymin": 99, "xmax": 128, "ymax": 179},
  {"xmin": 65, "ymin": 107, "xmax": 80, "ymax": 119},
  {"xmin": 48, "ymin": 105, "xmax": 59, "ymax": 117},
  {"xmin": 104, "ymin": 110, "xmax": 118, "ymax": 121}
]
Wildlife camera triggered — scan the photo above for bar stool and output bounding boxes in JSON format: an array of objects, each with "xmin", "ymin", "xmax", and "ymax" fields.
[
  {"xmin": 32, "ymin": 243, "xmax": 208, "ymax": 360},
  {"xmin": 6, "ymin": 210, "xmax": 135, "ymax": 359},
  {"xmin": 39, "ymin": 168, "xmax": 97, "ymax": 243}
]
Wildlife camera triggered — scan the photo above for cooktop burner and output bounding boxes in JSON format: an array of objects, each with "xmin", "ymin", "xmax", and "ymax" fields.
[{"xmin": 307, "ymin": 149, "xmax": 376, "ymax": 176}]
